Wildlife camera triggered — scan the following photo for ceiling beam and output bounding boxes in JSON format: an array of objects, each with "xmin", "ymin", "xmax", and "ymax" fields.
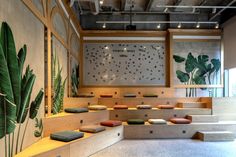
[
  {"xmin": 209, "ymin": 0, "xmax": 236, "ymax": 21},
  {"xmin": 145, "ymin": 0, "xmax": 154, "ymax": 11}
]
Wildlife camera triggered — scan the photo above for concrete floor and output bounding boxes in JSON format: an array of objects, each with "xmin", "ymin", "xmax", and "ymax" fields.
[{"xmin": 90, "ymin": 139, "xmax": 236, "ymax": 157}]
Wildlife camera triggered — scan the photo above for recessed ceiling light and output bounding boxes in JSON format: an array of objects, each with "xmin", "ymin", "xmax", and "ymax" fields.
[
  {"xmin": 196, "ymin": 22, "xmax": 200, "ymax": 28},
  {"xmin": 215, "ymin": 23, "xmax": 219, "ymax": 29},
  {"xmin": 99, "ymin": 0, "xmax": 104, "ymax": 5},
  {"xmin": 157, "ymin": 24, "xmax": 161, "ymax": 29},
  {"xmin": 177, "ymin": 23, "xmax": 181, "ymax": 28},
  {"xmin": 102, "ymin": 23, "xmax": 106, "ymax": 28}
]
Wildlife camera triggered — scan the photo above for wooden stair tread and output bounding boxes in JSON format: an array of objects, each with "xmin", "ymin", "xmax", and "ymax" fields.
[
  {"xmin": 187, "ymin": 115, "xmax": 219, "ymax": 123},
  {"xmin": 177, "ymin": 102, "xmax": 207, "ymax": 108}
]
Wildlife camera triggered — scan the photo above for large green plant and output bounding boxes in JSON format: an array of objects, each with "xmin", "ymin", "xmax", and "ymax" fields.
[
  {"xmin": 52, "ymin": 53, "xmax": 66, "ymax": 114},
  {"xmin": 71, "ymin": 63, "xmax": 79, "ymax": 97},
  {"xmin": 173, "ymin": 52, "xmax": 221, "ymax": 97},
  {"xmin": 0, "ymin": 22, "xmax": 44, "ymax": 157}
]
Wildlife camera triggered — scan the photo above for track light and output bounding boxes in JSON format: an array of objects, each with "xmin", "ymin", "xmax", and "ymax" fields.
[
  {"xmin": 102, "ymin": 23, "xmax": 106, "ymax": 28},
  {"xmin": 215, "ymin": 23, "xmax": 219, "ymax": 29},
  {"xmin": 212, "ymin": 8, "xmax": 217, "ymax": 14},
  {"xmin": 105, "ymin": 46, "xmax": 109, "ymax": 49},
  {"xmin": 164, "ymin": 8, "xmax": 168, "ymax": 13},
  {"xmin": 99, "ymin": 0, "xmax": 104, "ymax": 5},
  {"xmin": 196, "ymin": 22, "xmax": 200, "ymax": 28},
  {"xmin": 157, "ymin": 24, "xmax": 161, "ymax": 29},
  {"xmin": 177, "ymin": 23, "xmax": 181, "ymax": 28}
]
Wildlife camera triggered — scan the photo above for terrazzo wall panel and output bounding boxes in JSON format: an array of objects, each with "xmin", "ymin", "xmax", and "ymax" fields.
[
  {"xmin": 0, "ymin": 0, "xmax": 44, "ymax": 154},
  {"xmin": 83, "ymin": 43, "xmax": 166, "ymax": 86}
]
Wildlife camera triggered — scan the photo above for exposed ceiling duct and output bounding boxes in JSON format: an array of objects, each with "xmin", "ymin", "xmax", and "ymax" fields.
[{"xmin": 70, "ymin": 0, "xmax": 100, "ymax": 15}]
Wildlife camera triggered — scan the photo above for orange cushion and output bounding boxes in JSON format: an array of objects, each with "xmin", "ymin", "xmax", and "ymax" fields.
[
  {"xmin": 100, "ymin": 94, "xmax": 113, "ymax": 98},
  {"xmin": 100, "ymin": 120, "xmax": 122, "ymax": 127},
  {"xmin": 157, "ymin": 105, "xmax": 175, "ymax": 109},
  {"xmin": 113, "ymin": 105, "xmax": 128, "ymax": 109},
  {"xmin": 170, "ymin": 118, "xmax": 191, "ymax": 124}
]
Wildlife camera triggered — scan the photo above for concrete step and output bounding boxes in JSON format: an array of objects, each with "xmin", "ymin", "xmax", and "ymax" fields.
[
  {"xmin": 178, "ymin": 102, "xmax": 207, "ymax": 108},
  {"xmin": 197, "ymin": 131, "xmax": 235, "ymax": 141},
  {"xmin": 187, "ymin": 115, "xmax": 218, "ymax": 123}
]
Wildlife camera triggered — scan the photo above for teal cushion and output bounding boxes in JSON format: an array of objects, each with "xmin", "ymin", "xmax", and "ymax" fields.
[
  {"xmin": 127, "ymin": 119, "xmax": 145, "ymax": 125},
  {"xmin": 64, "ymin": 107, "xmax": 88, "ymax": 113},
  {"xmin": 50, "ymin": 130, "xmax": 84, "ymax": 142}
]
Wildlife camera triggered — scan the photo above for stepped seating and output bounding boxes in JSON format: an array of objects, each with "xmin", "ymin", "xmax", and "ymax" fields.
[
  {"xmin": 178, "ymin": 102, "xmax": 207, "ymax": 108},
  {"xmin": 197, "ymin": 131, "xmax": 235, "ymax": 141},
  {"xmin": 187, "ymin": 115, "xmax": 219, "ymax": 123}
]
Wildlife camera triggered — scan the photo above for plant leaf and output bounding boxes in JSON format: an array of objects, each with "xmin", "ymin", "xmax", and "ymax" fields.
[
  {"xmin": 29, "ymin": 89, "xmax": 44, "ymax": 119},
  {"xmin": 18, "ymin": 45, "xmax": 27, "ymax": 78},
  {"xmin": 211, "ymin": 59, "xmax": 221, "ymax": 73},
  {"xmin": 176, "ymin": 70, "xmax": 190, "ymax": 83},
  {"xmin": 185, "ymin": 53, "xmax": 196, "ymax": 73},
  {"xmin": 173, "ymin": 55, "xmax": 185, "ymax": 63}
]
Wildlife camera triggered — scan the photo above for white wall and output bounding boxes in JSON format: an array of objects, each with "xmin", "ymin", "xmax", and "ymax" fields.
[{"xmin": 223, "ymin": 16, "xmax": 236, "ymax": 69}]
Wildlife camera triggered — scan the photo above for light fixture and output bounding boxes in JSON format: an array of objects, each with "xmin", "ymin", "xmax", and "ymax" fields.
[
  {"xmin": 99, "ymin": 0, "xmax": 104, "ymax": 5},
  {"xmin": 164, "ymin": 8, "xmax": 168, "ymax": 13},
  {"xmin": 212, "ymin": 8, "xmax": 217, "ymax": 14},
  {"xmin": 124, "ymin": 47, "xmax": 127, "ymax": 51},
  {"xmin": 102, "ymin": 23, "xmax": 106, "ymax": 28},
  {"xmin": 157, "ymin": 23, "xmax": 161, "ymax": 29},
  {"xmin": 177, "ymin": 23, "xmax": 181, "ymax": 28},
  {"xmin": 196, "ymin": 22, "xmax": 200, "ymax": 28},
  {"xmin": 215, "ymin": 23, "xmax": 219, "ymax": 29},
  {"xmin": 105, "ymin": 46, "xmax": 109, "ymax": 49}
]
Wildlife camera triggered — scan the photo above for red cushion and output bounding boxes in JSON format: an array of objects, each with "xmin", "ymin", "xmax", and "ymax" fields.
[
  {"xmin": 100, "ymin": 120, "xmax": 122, "ymax": 127},
  {"xmin": 157, "ymin": 105, "xmax": 175, "ymax": 109},
  {"xmin": 170, "ymin": 118, "xmax": 191, "ymax": 124},
  {"xmin": 100, "ymin": 94, "xmax": 113, "ymax": 98},
  {"xmin": 113, "ymin": 105, "xmax": 128, "ymax": 109}
]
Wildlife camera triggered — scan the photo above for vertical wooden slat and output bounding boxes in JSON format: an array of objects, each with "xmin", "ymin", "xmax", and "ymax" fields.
[{"xmin": 47, "ymin": 28, "xmax": 52, "ymax": 117}]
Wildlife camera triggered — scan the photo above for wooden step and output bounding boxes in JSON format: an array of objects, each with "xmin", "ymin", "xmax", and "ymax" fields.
[
  {"xmin": 197, "ymin": 131, "xmax": 235, "ymax": 141},
  {"xmin": 187, "ymin": 115, "xmax": 218, "ymax": 123},
  {"xmin": 178, "ymin": 102, "xmax": 207, "ymax": 108}
]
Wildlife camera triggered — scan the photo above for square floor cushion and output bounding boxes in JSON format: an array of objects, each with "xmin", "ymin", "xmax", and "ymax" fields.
[
  {"xmin": 100, "ymin": 94, "xmax": 113, "ymax": 98},
  {"xmin": 64, "ymin": 107, "xmax": 89, "ymax": 113},
  {"xmin": 123, "ymin": 93, "xmax": 137, "ymax": 98},
  {"xmin": 50, "ymin": 130, "xmax": 84, "ymax": 142},
  {"xmin": 127, "ymin": 119, "xmax": 145, "ymax": 125},
  {"xmin": 100, "ymin": 120, "xmax": 122, "ymax": 127},
  {"xmin": 157, "ymin": 105, "xmax": 175, "ymax": 109},
  {"xmin": 79, "ymin": 125, "xmax": 106, "ymax": 133},
  {"xmin": 113, "ymin": 105, "xmax": 128, "ymax": 110},
  {"xmin": 170, "ymin": 118, "xmax": 191, "ymax": 124},
  {"xmin": 88, "ymin": 105, "xmax": 107, "ymax": 110},
  {"xmin": 137, "ymin": 104, "xmax": 152, "ymax": 109},
  {"xmin": 143, "ymin": 94, "xmax": 158, "ymax": 97},
  {"xmin": 148, "ymin": 119, "xmax": 167, "ymax": 125},
  {"xmin": 78, "ymin": 93, "xmax": 95, "ymax": 98}
]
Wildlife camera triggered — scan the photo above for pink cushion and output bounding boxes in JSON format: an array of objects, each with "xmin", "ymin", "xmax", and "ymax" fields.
[
  {"xmin": 100, "ymin": 94, "xmax": 113, "ymax": 98},
  {"xmin": 113, "ymin": 105, "xmax": 128, "ymax": 110},
  {"xmin": 100, "ymin": 120, "xmax": 122, "ymax": 127},
  {"xmin": 170, "ymin": 118, "xmax": 191, "ymax": 124},
  {"xmin": 157, "ymin": 105, "xmax": 175, "ymax": 109}
]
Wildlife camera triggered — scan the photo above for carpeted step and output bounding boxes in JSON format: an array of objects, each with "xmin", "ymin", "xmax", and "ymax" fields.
[
  {"xmin": 197, "ymin": 131, "xmax": 235, "ymax": 141},
  {"xmin": 187, "ymin": 115, "xmax": 218, "ymax": 123}
]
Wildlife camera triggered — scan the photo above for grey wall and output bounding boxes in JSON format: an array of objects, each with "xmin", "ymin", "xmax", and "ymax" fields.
[{"xmin": 223, "ymin": 16, "xmax": 236, "ymax": 69}]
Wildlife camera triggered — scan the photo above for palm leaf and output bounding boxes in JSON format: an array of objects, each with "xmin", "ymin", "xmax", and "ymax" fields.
[
  {"xmin": 18, "ymin": 45, "xmax": 27, "ymax": 78},
  {"xmin": 0, "ymin": 22, "xmax": 21, "ymax": 111},
  {"xmin": 0, "ymin": 43, "xmax": 16, "ymax": 137},
  {"xmin": 17, "ymin": 74, "xmax": 36, "ymax": 123},
  {"xmin": 29, "ymin": 89, "xmax": 44, "ymax": 119}
]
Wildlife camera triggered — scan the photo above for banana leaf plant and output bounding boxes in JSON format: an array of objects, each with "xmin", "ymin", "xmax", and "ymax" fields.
[
  {"xmin": 0, "ymin": 22, "xmax": 44, "ymax": 157},
  {"xmin": 52, "ymin": 53, "xmax": 66, "ymax": 114},
  {"xmin": 173, "ymin": 52, "xmax": 221, "ymax": 97},
  {"xmin": 71, "ymin": 63, "xmax": 79, "ymax": 97}
]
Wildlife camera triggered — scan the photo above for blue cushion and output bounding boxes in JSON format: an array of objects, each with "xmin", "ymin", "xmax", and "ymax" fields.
[
  {"xmin": 50, "ymin": 130, "xmax": 84, "ymax": 142},
  {"xmin": 64, "ymin": 107, "xmax": 88, "ymax": 113}
]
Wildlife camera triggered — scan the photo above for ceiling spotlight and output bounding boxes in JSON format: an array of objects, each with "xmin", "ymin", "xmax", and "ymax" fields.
[
  {"xmin": 215, "ymin": 23, "xmax": 219, "ymax": 29},
  {"xmin": 102, "ymin": 23, "xmax": 106, "ymax": 29},
  {"xmin": 157, "ymin": 24, "xmax": 161, "ymax": 29},
  {"xmin": 124, "ymin": 47, "xmax": 127, "ymax": 51},
  {"xmin": 212, "ymin": 8, "xmax": 217, "ymax": 14},
  {"xmin": 196, "ymin": 22, "xmax": 200, "ymax": 28},
  {"xmin": 105, "ymin": 46, "xmax": 109, "ymax": 49},
  {"xmin": 177, "ymin": 23, "xmax": 181, "ymax": 28},
  {"xmin": 164, "ymin": 8, "xmax": 168, "ymax": 13},
  {"xmin": 99, "ymin": 0, "xmax": 104, "ymax": 5}
]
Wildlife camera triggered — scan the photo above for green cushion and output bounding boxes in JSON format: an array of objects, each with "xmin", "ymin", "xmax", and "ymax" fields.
[
  {"xmin": 143, "ymin": 94, "xmax": 158, "ymax": 97},
  {"xmin": 127, "ymin": 119, "xmax": 145, "ymax": 125},
  {"xmin": 64, "ymin": 107, "xmax": 88, "ymax": 113},
  {"xmin": 50, "ymin": 130, "xmax": 84, "ymax": 142},
  {"xmin": 123, "ymin": 93, "xmax": 137, "ymax": 98}
]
